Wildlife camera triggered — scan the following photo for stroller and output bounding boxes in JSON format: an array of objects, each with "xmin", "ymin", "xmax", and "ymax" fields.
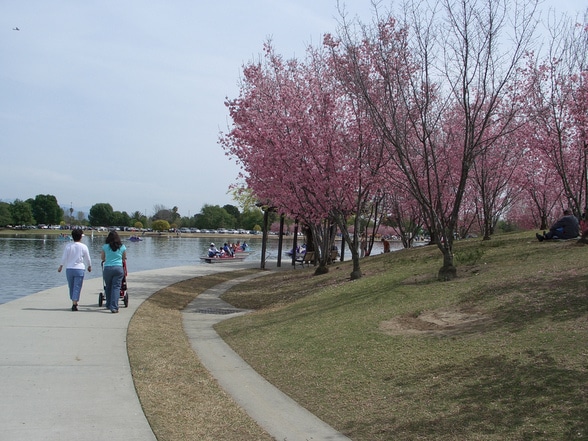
[{"xmin": 98, "ymin": 260, "xmax": 129, "ymax": 308}]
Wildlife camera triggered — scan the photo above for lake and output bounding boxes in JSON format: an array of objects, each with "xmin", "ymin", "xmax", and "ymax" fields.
[{"xmin": 0, "ymin": 233, "xmax": 390, "ymax": 304}]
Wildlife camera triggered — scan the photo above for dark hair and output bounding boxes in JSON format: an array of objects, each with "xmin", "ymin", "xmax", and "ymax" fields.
[
  {"xmin": 71, "ymin": 229, "xmax": 83, "ymax": 242},
  {"xmin": 105, "ymin": 230, "xmax": 122, "ymax": 251}
]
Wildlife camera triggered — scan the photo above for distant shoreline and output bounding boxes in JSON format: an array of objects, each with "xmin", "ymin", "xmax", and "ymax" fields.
[
  {"xmin": 0, "ymin": 228, "xmax": 280, "ymax": 240},
  {"xmin": 0, "ymin": 228, "xmax": 415, "ymax": 246}
]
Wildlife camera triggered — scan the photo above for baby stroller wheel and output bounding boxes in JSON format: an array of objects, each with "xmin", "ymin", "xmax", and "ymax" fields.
[
  {"xmin": 123, "ymin": 293, "xmax": 129, "ymax": 307},
  {"xmin": 98, "ymin": 292, "xmax": 104, "ymax": 307}
]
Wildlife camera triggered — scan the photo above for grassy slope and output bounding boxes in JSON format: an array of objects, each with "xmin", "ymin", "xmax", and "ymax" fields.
[{"xmin": 217, "ymin": 232, "xmax": 588, "ymax": 441}]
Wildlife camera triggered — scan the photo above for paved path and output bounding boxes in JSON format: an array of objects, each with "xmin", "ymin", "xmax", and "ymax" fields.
[
  {"xmin": 183, "ymin": 273, "xmax": 351, "ymax": 441},
  {"xmin": 0, "ymin": 264, "xmax": 252, "ymax": 441},
  {"xmin": 0, "ymin": 263, "xmax": 350, "ymax": 441}
]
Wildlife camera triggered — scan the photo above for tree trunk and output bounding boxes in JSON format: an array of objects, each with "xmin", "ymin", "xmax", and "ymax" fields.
[
  {"xmin": 332, "ymin": 210, "xmax": 363, "ymax": 280},
  {"xmin": 438, "ymin": 248, "xmax": 457, "ymax": 281}
]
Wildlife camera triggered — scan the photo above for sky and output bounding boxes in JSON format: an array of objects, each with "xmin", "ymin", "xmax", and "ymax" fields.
[{"xmin": 1, "ymin": 1, "xmax": 585, "ymax": 218}]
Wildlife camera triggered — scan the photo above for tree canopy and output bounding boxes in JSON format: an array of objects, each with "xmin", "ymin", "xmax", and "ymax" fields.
[
  {"xmin": 0, "ymin": 202, "xmax": 12, "ymax": 226},
  {"xmin": 88, "ymin": 203, "xmax": 114, "ymax": 226},
  {"xmin": 27, "ymin": 194, "xmax": 62, "ymax": 225},
  {"xmin": 221, "ymin": 0, "xmax": 587, "ymax": 280},
  {"xmin": 194, "ymin": 204, "xmax": 237, "ymax": 229},
  {"xmin": 10, "ymin": 200, "xmax": 35, "ymax": 225}
]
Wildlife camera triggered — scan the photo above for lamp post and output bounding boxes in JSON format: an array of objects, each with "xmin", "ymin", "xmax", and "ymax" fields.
[{"xmin": 256, "ymin": 201, "xmax": 277, "ymax": 269}]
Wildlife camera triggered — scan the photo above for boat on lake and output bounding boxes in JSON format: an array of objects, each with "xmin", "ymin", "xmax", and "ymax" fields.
[{"xmin": 200, "ymin": 255, "xmax": 248, "ymax": 264}]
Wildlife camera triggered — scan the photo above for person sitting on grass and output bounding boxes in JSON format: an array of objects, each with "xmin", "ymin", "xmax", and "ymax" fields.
[{"xmin": 536, "ymin": 209, "xmax": 580, "ymax": 241}]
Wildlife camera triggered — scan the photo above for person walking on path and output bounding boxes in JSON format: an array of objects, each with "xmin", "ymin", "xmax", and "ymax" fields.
[
  {"xmin": 57, "ymin": 228, "xmax": 92, "ymax": 311},
  {"xmin": 100, "ymin": 230, "xmax": 127, "ymax": 313}
]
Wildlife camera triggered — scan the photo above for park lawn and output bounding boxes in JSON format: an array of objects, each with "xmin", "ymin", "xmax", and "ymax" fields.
[{"xmin": 217, "ymin": 231, "xmax": 588, "ymax": 440}]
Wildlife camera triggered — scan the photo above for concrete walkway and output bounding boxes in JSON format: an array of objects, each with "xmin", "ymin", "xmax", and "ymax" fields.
[
  {"xmin": 0, "ymin": 263, "xmax": 350, "ymax": 441},
  {"xmin": 0, "ymin": 264, "xmax": 252, "ymax": 441},
  {"xmin": 183, "ymin": 273, "xmax": 351, "ymax": 441}
]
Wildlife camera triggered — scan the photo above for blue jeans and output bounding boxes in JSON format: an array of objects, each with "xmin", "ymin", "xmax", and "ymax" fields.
[
  {"xmin": 66, "ymin": 268, "xmax": 85, "ymax": 302},
  {"xmin": 103, "ymin": 265, "xmax": 124, "ymax": 311}
]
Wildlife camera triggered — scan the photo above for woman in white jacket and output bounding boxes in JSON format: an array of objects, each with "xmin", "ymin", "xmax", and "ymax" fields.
[{"xmin": 58, "ymin": 229, "xmax": 92, "ymax": 311}]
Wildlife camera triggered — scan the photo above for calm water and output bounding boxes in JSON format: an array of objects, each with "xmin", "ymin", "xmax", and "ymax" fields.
[
  {"xmin": 0, "ymin": 233, "xmax": 391, "ymax": 304},
  {"xmin": 0, "ymin": 234, "xmax": 288, "ymax": 304}
]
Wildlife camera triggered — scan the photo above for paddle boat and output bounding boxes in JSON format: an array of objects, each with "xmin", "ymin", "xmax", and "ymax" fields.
[
  {"xmin": 200, "ymin": 254, "xmax": 248, "ymax": 264},
  {"xmin": 128, "ymin": 236, "xmax": 143, "ymax": 242}
]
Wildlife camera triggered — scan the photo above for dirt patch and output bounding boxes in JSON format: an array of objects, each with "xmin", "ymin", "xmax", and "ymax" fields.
[{"xmin": 379, "ymin": 308, "xmax": 491, "ymax": 336}]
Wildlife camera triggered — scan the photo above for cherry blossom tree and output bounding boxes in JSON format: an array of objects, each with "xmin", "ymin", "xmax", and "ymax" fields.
[
  {"xmin": 220, "ymin": 44, "xmax": 337, "ymax": 273},
  {"xmin": 518, "ymin": 13, "xmax": 588, "ymax": 220},
  {"xmin": 219, "ymin": 0, "xmax": 588, "ymax": 283},
  {"xmin": 382, "ymin": 189, "xmax": 424, "ymax": 248},
  {"xmin": 221, "ymin": 42, "xmax": 386, "ymax": 278},
  {"xmin": 329, "ymin": 0, "xmax": 539, "ymax": 280},
  {"xmin": 471, "ymin": 115, "xmax": 526, "ymax": 240}
]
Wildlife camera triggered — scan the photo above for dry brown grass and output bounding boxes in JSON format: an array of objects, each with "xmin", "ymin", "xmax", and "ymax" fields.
[{"xmin": 127, "ymin": 270, "xmax": 273, "ymax": 441}]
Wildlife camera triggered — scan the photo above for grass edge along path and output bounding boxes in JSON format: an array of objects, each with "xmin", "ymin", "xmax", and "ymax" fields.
[
  {"xmin": 217, "ymin": 232, "xmax": 588, "ymax": 441},
  {"xmin": 127, "ymin": 232, "xmax": 587, "ymax": 440},
  {"xmin": 127, "ymin": 269, "xmax": 274, "ymax": 441}
]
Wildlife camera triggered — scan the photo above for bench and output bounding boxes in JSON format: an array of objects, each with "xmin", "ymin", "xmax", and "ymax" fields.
[{"xmin": 295, "ymin": 251, "xmax": 315, "ymax": 267}]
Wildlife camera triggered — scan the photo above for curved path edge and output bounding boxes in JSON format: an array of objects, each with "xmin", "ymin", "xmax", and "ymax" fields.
[
  {"xmin": 0, "ymin": 264, "xmax": 253, "ymax": 441},
  {"xmin": 183, "ymin": 272, "xmax": 352, "ymax": 441},
  {"xmin": 0, "ymin": 263, "xmax": 350, "ymax": 441}
]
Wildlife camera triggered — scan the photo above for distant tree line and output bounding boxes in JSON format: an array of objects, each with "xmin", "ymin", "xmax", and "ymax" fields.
[
  {"xmin": 0, "ymin": 195, "xmax": 63, "ymax": 226},
  {"xmin": 88, "ymin": 202, "xmax": 267, "ymax": 231},
  {"xmin": 0, "ymin": 195, "xmax": 268, "ymax": 232}
]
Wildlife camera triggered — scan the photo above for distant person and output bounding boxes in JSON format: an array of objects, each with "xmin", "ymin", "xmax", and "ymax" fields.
[
  {"xmin": 536, "ymin": 209, "xmax": 580, "ymax": 241},
  {"xmin": 223, "ymin": 242, "xmax": 234, "ymax": 257},
  {"xmin": 381, "ymin": 237, "xmax": 391, "ymax": 253},
  {"xmin": 360, "ymin": 234, "xmax": 370, "ymax": 257},
  {"xmin": 58, "ymin": 228, "xmax": 92, "ymax": 311},
  {"xmin": 208, "ymin": 243, "xmax": 219, "ymax": 257},
  {"xmin": 100, "ymin": 231, "xmax": 127, "ymax": 313}
]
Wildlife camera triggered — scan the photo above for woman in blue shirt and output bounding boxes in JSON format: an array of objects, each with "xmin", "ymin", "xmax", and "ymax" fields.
[{"xmin": 100, "ymin": 231, "xmax": 127, "ymax": 313}]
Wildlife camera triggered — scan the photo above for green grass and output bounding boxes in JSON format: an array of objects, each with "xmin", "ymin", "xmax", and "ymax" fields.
[{"xmin": 217, "ymin": 232, "xmax": 588, "ymax": 440}]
